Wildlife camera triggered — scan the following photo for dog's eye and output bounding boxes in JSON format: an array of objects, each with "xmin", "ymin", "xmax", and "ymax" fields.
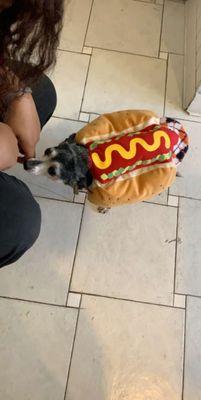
[
  {"xmin": 44, "ymin": 148, "xmax": 52, "ymax": 156},
  {"xmin": 48, "ymin": 166, "xmax": 57, "ymax": 176},
  {"xmin": 44, "ymin": 148, "xmax": 58, "ymax": 158}
]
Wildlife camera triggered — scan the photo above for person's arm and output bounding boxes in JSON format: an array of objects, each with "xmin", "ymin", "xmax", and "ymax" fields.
[
  {"xmin": 0, "ymin": 123, "xmax": 19, "ymax": 170},
  {"xmin": 4, "ymin": 92, "xmax": 41, "ymax": 162}
]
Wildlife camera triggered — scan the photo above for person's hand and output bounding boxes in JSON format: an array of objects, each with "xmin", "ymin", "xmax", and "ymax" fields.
[
  {"xmin": 5, "ymin": 93, "xmax": 41, "ymax": 162},
  {"xmin": 0, "ymin": 123, "xmax": 19, "ymax": 170}
]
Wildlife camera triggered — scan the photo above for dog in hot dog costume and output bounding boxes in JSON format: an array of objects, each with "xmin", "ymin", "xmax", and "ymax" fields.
[{"xmin": 25, "ymin": 110, "xmax": 189, "ymax": 210}]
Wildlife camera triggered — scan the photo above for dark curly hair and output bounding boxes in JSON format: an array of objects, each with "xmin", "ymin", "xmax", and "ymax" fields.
[{"xmin": 0, "ymin": 0, "xmax": 64, "ymax": 105}]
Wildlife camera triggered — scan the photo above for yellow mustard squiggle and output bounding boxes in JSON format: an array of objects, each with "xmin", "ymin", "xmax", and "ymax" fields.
[{"xmin": 91, "ymin": 130, "xmax": 171, "ymax": 170}]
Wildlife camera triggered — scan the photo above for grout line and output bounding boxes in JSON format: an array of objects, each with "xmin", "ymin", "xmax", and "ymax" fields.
[
  {"xmin": 57, "ymin": 44, "xmax": 183, "ymax": 59},
  {"xmin": 134, "ymin": 0, "xmax": 159, "ymax": 4},
  {"xmin": 143, "ymin": 199, "xmax": 175, "ymax": 208},
  {"xmin": 0, "ymin": 295, "xmax": 67, "ymax": 308},
  {"xmin": 65, "ymin": 206, "xmax": 85, "ymax": 306},
  {"xmin": 56, "ymin": 46, "xmax": 184, "ymax": 59},
  {"xmin": 63, "ymin": 295, "xmax": 82, "ymax": 400},
  {"xmin": 163, "ymin": 52, "xmax": 169, "ymax": 116},
  {"xmin": 53, "ymin": 112, "xmax": 201, "ymax": 125},
  {"xmin": 52, "ymin": 115, "xmax": 87, "ymax": 123},
  {"xmin": 173, "ymin": 196, "xmax": 180, "ymax": 295},
  {"xmin": 168, "ymin": 51, "xmax": 184, "ymax": 57},
  {"xmin": 0, "ymin": 290, "xmax": 187, "ymax": 311},
  {"xmin": 33, "ymin": 193, "xmax": 201, "ymax": 209},
  {"xmin": 82, "ymin": 0, "xmax": 95, "ymax": 52},
  {"xmin": 33, "ymin": 194, "xmax": 84, "ymax": 206},
  {"xmin": 71, "ymin": 291, "xmax": 186, "ymax": 310},
  {"xmin": 169, "ymin": 194, "xmax": 201, "ymax": 202},
  {"xmin": 175, "ymin": 116, "xmax": 201, "ymax": 123},
  {"xmin": 52, "ymin": 113, "xmax": 201, "ymax": 126},
  {"xmin": 181, "ymin": 296, "xmax": 187, "ymax": 400},
  {"xmin": 78, "ymin": 52, "xmax": 93, "ymax": 116},
  {"xmin": 34, "ymin": 195, "xmax": 199, "ymax": 209},
  {"xmin": 175, "ymin": 293, "xmax": 201, "ymax": 300},
  {"xmin": 90, "ymin": 45, "xmax": 166, "ymax": 61},
  {"xmin": 89, "ymin": 112, "xmax": 100, "ymax": 116},
  {"xmin": 86, "ymin": 112, "xmax": 201, "ymax": 125},
  {"xmin": 158, "ymin": 0, "xmax": 165, "ymax": 58},
  {"xmin": 29, "ymin": 191, "xmax": 201, "ymax": 208},
  {"xmin": 57, "ymin": 48, "xmax": 90, "ymax": 57},
  {"xmin": 83, "ymin": 111, "xmax": 100, "ymax": 118}
]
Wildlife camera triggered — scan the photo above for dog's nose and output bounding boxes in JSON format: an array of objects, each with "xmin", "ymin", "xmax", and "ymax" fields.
[
  {"xmin": 24, "ymin": 160, "xmax": 29, "ymax": 171},
  {"xmin": 48, "ymin": 166, "xmax": 57, "ymax": 176}
]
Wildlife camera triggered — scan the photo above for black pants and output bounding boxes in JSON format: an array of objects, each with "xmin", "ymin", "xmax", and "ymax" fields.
[{"xmin": 0, "ymin": 75, "xmax": 57, "ymax": 268}]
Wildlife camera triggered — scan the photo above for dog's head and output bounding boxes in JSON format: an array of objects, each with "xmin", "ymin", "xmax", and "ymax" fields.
[{"xmin": 24, "ymin": 134, "xmax": 90, "ymax": 194}]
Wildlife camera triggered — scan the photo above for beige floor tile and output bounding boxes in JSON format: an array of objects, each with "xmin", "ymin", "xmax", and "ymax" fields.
[
  {"xmin": 74, "ymin": 191, "xmax": 86, "ymax": 204},
  {"xmin": 6, "ymin": 118, "xmax": 86, "ymax": 201},
  {"xmin": 176, "ymin": 198, "xmax": 201, "ymax": 296},
  {"xmin": 165, "ymin": 54, "xmax": 201, "ymax": 122},
  {"xmin": 83, "ymin": 46, "xmax": 93, "ymax": 55},
  {"xmin": 89, "ymin": 113, "xmax": 100, "ymax": 122},
  {"xmin": 50, "ymin": 50, "xmax": 90, "ymax": 119},
  {"xmin": 71, "ymin": 202, "xmax": 177, "ymax": 305},
  {"xmin": 7, "ymin": 166, "xmax": 74, "ymax": 201},
  {"xmin": 183, "ymin": 296, "xmax": 201, "ymax": 399},
  {"xmin": 79, "ymin": 112, "xmax": 90, "ymax": 122},
  {"xmin": 0, "ymin": 199, "xmax": 82, "ymax": 305},
  {"xmin": 174, "ymin": 294, "xmax": 186, "ymax": 308},
  {"xmin": 86, "ymin": 0, "xmax": 162, "ymax": 57},
  {"xmin": 59, "ymin": 0, "xmax": 92, "ymax": 52},
  {"xmin": 145, "ymin": 190, "xmax": 168, "ymax": 205},
  {"xmin": 160, "ymin": 51, "xmax": 168, "ymax": 60},
  {"xmin": 0, "ymin": 298, "xmax": 77, "ymax": 400},
  {"xmin": 168, "ymin": 195, "xmax": 179, "ymax": 207},
  {"xmin": 67, "ymin": 292, "xmax": 82, "ymax": 308},
  {"xmin": 169, "ymin": 120, "xmax": 201, "ymax": 199},
  {"xmin": 161, "ymin": 0, "xmax": 185, "ymax": 54},
  {"xmin": 82, "ymin": 49, "xmax": 166, "ymax": 115},
  {"xmin": 66, "ymin": 295, "xmax": 184, "ymax": 400}
]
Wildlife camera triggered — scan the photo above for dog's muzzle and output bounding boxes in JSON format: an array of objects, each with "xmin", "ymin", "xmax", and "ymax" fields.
[
  {"xmin": 24, "ymin": 159, "xmax": 46, "ymax": 174},
  {"xmin": 24, "ymin": 157, "xmax": 62, "ymax": 182},
  {"xmin": 24, "ymin": 159, "xmax": 43, "ymax": 170}
]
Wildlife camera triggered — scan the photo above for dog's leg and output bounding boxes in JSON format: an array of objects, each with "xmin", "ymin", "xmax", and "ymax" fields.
[{"xmin": 97, "ymin": 206, "xmax": 111, "ymax": 214}]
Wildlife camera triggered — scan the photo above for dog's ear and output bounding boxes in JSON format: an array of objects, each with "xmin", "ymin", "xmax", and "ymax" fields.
[
  {"xmin": 59, "ymin": 134, "xmax": 76, "ymax": 148},
  {"xmin": 67, "ymin": 133, "xmax": 76, "ymax": 144}
]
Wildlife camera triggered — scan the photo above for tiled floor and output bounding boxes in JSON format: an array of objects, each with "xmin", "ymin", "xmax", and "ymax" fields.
[{"xmin": 1, "ymin": 0, "xmax": 201, "ymax": 399}]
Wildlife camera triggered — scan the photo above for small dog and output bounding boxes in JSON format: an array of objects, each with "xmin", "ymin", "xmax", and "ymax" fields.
[
  {"xmin": 25, "ymin": 133, "xmax": 91, "ymax": 195},
  {"xmin": 24, "ymin": 134, "xmax": 109, "ymax": 212},
  {"xmin": 24, "ymin": 110, "xmax": 188, "ymax": 212}
]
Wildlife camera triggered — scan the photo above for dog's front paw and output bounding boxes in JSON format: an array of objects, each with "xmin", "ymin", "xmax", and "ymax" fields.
[{"xmin": 97, "ymin": 207, "xmax": 110, "ymax": 214}]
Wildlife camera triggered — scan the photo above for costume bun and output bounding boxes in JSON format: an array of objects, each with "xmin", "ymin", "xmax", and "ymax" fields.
[{"xmin": 76, "ymin": 110, "xmax": 188, "ymax": 208}]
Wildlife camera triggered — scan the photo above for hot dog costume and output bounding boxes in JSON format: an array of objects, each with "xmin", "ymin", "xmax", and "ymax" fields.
[{"xmin": 75, "ymin": 110, "xmax": 188, "ymax": 208}]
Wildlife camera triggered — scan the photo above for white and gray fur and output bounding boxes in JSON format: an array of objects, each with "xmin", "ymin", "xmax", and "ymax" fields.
[{"xmin": 24, "ymin": 134, "xmax": 93, "ymax": 195}]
